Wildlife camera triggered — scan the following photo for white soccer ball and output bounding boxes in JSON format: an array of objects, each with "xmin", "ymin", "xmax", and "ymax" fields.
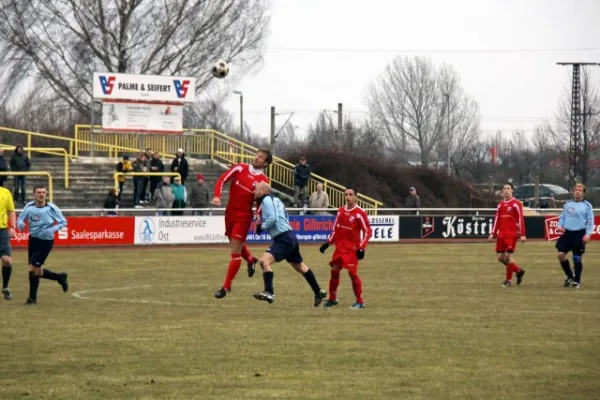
[{"xmin": 212, "ymin": 60, "xmax": 229, "ymax": 79}]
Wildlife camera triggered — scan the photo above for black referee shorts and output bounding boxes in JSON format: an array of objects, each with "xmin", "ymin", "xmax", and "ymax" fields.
[
  {"xmin": 28, "ymin": 236, "xmax": 54, "ymax": 268},
  {"xmin": 555, "ymin": 229, "xmax": 586, "ymax": 256}
]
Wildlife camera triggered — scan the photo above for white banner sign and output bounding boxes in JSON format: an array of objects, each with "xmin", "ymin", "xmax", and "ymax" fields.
[
  {"xmin": 93, "ymin": 72, "xmax": 196, "ymax": 102},
  {"xmin": 135, "ymin": 216, "xmax": 228, "ymax": 245},
  {"xmin": 102, "ymin": 101, "xmax": 183, "ymax": 133},
  {"xmin": 369, "ymin": 216, "xmax": 399, "ymax": 242}
]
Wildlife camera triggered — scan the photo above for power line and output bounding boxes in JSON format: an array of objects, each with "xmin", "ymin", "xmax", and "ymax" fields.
[{"xmin": 266, "ymin": 46, "xmax": 600, "ymax": 54}]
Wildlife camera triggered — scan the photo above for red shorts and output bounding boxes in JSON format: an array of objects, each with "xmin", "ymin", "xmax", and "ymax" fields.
[
  {"xmin": 329, "ymin": 250, "xmax": 359, "ymax": 271},
  {"xmin": 496, "ymin": 236, "xmax": 518, "ymax": 253},
  {"xmin": 224, "ymin": 215, "xmax": 251, "ymax": 242}
]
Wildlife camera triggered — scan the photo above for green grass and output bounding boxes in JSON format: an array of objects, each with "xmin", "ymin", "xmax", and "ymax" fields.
[{"xmin": 1, "ymin": 242, "xmax": 599, "ymax": 400}]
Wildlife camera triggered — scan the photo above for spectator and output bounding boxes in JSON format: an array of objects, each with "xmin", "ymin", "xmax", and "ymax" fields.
[
  {"xmin": 142, "ymin": 148, "xmax": 153, "ymax": 201},
  {"xmin": 171, "ymin": 176, "xmax": 187, "ymax": 216},
  {"xmin": 115, "ymin": 155, "xmax": 132, "ymax": 201},
  {"xmin": 103, "ymin": 188, "xmax": 120, "ymax": 216},
  {"xmin": 405, "ymin": 186, "xmax": 421, "ymax": 213},
  {"xmin": 294, "ymin": 156, "xmax": 311, "ymax": 207},
  {"xmin": 190, "ymin": 174, "xmax": 210, "ymax": 215},
  {"xmin": 0, "ymin": 148, "xmax": 8, "ymax": 187},
  {"xmin": 170, "ymin": 148, "xmax": 189, "ymax": 184},
  {"xmin": 149, "ymin": 152, "xmax": 165, "ymax": 201},
  {"xmin": 309, "ymin": 183, "xmax": 330, "ymax": 215},
  {"xmin": 154, "ymin": 176, "xmax": 174, "ymax": 216},
  {"xmin": 132, "ymin": 152, "xmax": 149, "ymax": 207},
  {"xmin": 10, "ymin": 145, "xmax": 31, "ymax": 204}
]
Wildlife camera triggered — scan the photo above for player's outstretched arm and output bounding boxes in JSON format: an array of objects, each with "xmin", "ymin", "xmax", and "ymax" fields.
[
  {"xmin": 17, "ymin": 206, "xmax": 29, "ymax": 231},
  {"xmin": 213, "ymin": 164, "xmax": 243, "ymax": 203}
]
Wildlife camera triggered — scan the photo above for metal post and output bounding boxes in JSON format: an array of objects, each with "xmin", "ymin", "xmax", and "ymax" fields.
[
  {"xmin": 270, "ymin": 106, "xmax": 276, "ymax": 148},
  {"xmin": 240, "ymin": 94, "xmax": 244, "ymax": 142},
  {"xmin": 337, "ymin": 103, "xmax": 343, "ymax": 150}
]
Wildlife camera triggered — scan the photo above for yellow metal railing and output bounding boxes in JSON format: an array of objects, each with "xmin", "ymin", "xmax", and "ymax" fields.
[
  {"xmin": 1, "ymin": 125, "xmax": 383, "ymax": 211},
  {"xmin": 0, "ymin": 146, "xmax": 70, "ymax": 188},
  {"xmin": 0, "ymin": 172, "xmax": 53, "ymax": 202},
  {"xmin": 113, "ymin": 172, "xmax": 181, "ymax": 193}
]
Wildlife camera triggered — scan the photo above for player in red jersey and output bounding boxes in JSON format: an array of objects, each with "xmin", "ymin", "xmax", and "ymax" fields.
[
  {"xmin": 212, "ymin": 149, "xmax": 272, "ymax": 298},
  {"xmin": 488, "ymin": 182, "xmax": 527, "ymax": 287},
  {"xmin": 319, "ymin": 188, "xmax": 372, "ymax": 309}
]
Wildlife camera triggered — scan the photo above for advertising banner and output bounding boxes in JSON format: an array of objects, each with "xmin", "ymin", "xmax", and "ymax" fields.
[
  {"xmin": 11, "ymin": 217, "xmax": 135, "ymax": 247},
  {"xmin": 134, "ymin": 216, "xmax": 228, "ymax": 245},
  {"xmin": 102, "ymin": 100, "xmax": 183, "ymax": 134},
  {"xmin": 245, "ymin": 215, "xmax": 399, "ymax": 243},
  {"xmin": 93, "ymin": 72, "xmax": 195, "ymax": 102},
  {"xmin": 545, "ymin": 215, "xmax": 600, "ymax": 241}
]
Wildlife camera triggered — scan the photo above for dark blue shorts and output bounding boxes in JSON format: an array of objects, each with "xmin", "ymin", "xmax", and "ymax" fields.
[
  {"xmin": 556, "ymin": 229, "xmax": 586, "ymax": 255},
  {"xmin": 28, "ymin": 236, "xmax": 54, "ymax": 268},
  {"xmin": 267, "ymin": 230, "xmax": 303, "ymax": 264}
]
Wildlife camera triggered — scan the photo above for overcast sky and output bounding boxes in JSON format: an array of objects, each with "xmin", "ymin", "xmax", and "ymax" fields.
[{"xmin": 218, "ymin": 0, "xmax": 600, "ymax": 144}]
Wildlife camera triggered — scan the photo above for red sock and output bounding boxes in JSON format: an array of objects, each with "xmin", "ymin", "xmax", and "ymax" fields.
[
  {"xmin": 505, "ymin": 264, "xmax": 514, "ymax": 281},
  {"xmin": 240, "ymin": 245, "xmax": 253, "ymax": 263},
  {"xmin": 329, "ymin": 269, "xmax": 340, "ymax": 300},
  {"xmin": 508, "ymin": 263, "xmax": 521, "ymax": 273},
  {"xmin": 222, "ymin": 254, "xmax": 242, "ymax": 290},
  {"xmin": 349, "ymin": 272, "xmax": 363, "ymax": 303}
]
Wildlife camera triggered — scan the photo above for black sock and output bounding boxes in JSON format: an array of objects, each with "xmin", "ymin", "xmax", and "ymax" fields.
[
  {"xmin": 574, "ymin": 261, "xmax": 583, "ymax": 284},
  {"xmin": 42, "ymin": 269, "xmax": 59, "ymax": 281},
  {"xmin": 303, "ymin": 269, "xmax": 321, "ymax": 296},
  {"xmin": 29, "ymin": 273, "xmax": 40, "ymax": 301},
  {"xmin": 263, "ymin": 271, "xmax": 274, "ymax": 295},
  {"xmin": 560, "ymin": 260, "xmax": 574, "ymax": 279},
  {"xmin": 2, "ymin": 264, "xmax": 12, "ymax": 289}
]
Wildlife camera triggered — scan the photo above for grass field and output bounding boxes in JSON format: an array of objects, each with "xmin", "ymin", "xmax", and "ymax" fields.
[{"xmin": 0, "ymin": 242, "xmax": 599, "ymax": 400}]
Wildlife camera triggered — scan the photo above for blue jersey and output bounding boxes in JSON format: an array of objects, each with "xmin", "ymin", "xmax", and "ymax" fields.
[
  {"xmin": 558, "ymin": 200, "xmax": 594, "ymax": 235},
  {"xmin": 17, "ymin": 201, "xmax": 67, "ymax": 241},
  {"xmin": 259, "ymin": 195, "xmax": 292, "ymax": 238}
]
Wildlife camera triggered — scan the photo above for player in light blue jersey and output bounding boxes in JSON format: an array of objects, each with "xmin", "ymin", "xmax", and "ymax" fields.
[
  {"xmin": 252, "ymin": 182, "xmax": 326, "ymax": 306},
  {"xmin": 17, "ymin": 186, "xmax": 69, "ymax": 305},
  {"xmin": 555, "ymin": 183, "xmax": 594, "ymax": 288}
]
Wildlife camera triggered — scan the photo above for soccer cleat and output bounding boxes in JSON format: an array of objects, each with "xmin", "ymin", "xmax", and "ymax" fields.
[
  {"xmin": 516, "ymin": 269, "xmax": 526, "ymax": 285},
  {"xmin": 214, "ymin": 287, "xmax": 230, "ymax": 299},
  {"xmin": 502, "ymin": 280, "xmax": 512, "ymax": 288},
  {"xmin": 350, "ymin": 302, "xmax": 366, "ymax": 310},
  {"xmin": 572, "ymin": 282, "xmax": 581, "ymax": 289},
  {"xmin": 2, "ymin": 288, "xmax": 12, "ymax": 300},
  {"xmin": 314, "ymin": 290, "xmax": 327, "ymax": 307},
  {"xmin": 253, "ymin": 291, "xmax": 275, "ymax": 304},
  {"xmin": 564, "ymin": 278, "xmax": 574, "ymax": 287},
  {"xmin": 247, "ymin": 257, "xmax": 258, "ymax": 278},
  {"xmin": 58, "ymin": 273, "xmax": 69, "ymax": 293},
  {"xmin": 25, "ymin": 298, "xmax": 36, "ymax": 306},
  {"xmin": 323, "ymin": 299, "xmax": 338, "ymax": 308}
]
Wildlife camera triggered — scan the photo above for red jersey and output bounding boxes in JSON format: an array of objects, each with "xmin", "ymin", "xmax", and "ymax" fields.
[
  {"xmin": 492, "ymin": 197, "xmax": 525, "ymax": 238},
  {"xmin": 214, "ymin": 163, "xmax": 269, "ymax": 221},
  {"xmin": 328, "ymin": 205, "xmax": 372, "ymax": 253}
]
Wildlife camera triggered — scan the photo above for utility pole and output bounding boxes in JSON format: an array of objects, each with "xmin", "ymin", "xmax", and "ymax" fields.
[
  {"xmin": 270, "ymin": 106, "xmax": 276, "ymax": 148},
  {"xmin": 557, "ymin": 62, "xmax": 600, "ymax": 187},
  {"xmin": 233, "ymin": 90, "xmax": 243, "ymax": 142},
  {"xmin": 337, "ymin": 103, "xmax": 343, "ymax": 151},
  {"xmin": 443, "ymin": 93, "xmax": 450, "ymax": 175}
]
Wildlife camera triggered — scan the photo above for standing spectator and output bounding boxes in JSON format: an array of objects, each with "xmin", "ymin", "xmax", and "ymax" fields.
[
  {"xmin": 294, "ymin": 156, "xmax": 311, "ymax": 207},
  {"xmin": 154, "ymin": 176, "xmax": 174, "ymax": 216},
  {"xmin": 116, "ymin": 155, "xmax": 132, "ymax": 201},
  {"xmin": 171, "ymin": 176, "xmax": 187, "ymax": 216},
  {"xmin": 142, "ymin": 148, "xmax": 153, "ymax": 201},
  {"xmin": 10, "ymin": 145, "xmax": 31, "ymax": 204},
  {"xmin": 190, "ymin": 174, "xmax": 210, "ymax": 215},
  {"xmin": 132, "ymin": 152, "xmax": 149, "ymax": 207},
  {"xmin": 103, "ymin": 188, "xmax": 120, "ymax": 216},
  {"xmin": 309, "ymin": 183, "xmax": 330, "ymax": 215},
  {"xmin": 170, "ymin": 148, "xmax": 189, "ymax": 184},
  {"xmin": 149, "ymin": 152, "xmax": 165, "ymax": 201},
  {"xmin": 0, "ymin": 148, "xmax": 8, "ymax": 187},
  {"xmin": 405, "ymin": 186, "xmax": 421, "ymax": 213}
]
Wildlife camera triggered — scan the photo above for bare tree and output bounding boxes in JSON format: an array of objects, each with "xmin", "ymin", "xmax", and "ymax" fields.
[
  {"xmin": 183, "ymin": 100, "xmax": 234, "ymax": 133},
  {"xmin": 0, "ymin": 0, "xmax": 270, "ymax": 116},
  {"xmin": 366, "ymin": 56, "xmax": 481, "ymax": 168}
]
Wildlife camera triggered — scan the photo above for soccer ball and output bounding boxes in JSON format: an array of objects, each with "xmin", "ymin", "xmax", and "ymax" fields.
[{"xmin": 212, "ymin": 60, "xmax": 229, "ymax": 79}]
